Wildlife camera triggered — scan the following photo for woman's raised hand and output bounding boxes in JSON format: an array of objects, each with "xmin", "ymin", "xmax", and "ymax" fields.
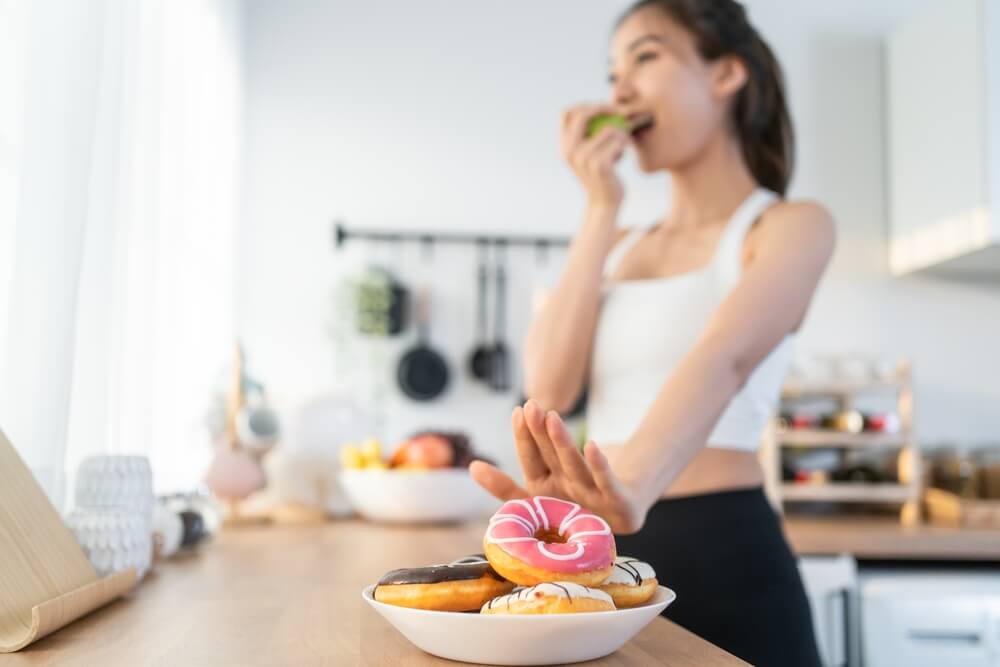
[
  {"xmin": 469, "ymin": 399, "xmax": 646, "ymax": 534},
  {"xmin": 560, "ymin": 104, "xmax": 631, "ymax": 210}
]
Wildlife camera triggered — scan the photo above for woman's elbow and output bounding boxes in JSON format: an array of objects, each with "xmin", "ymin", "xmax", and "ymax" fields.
[
  {"xmin": 522, "ymin": 378, "xmax": 580, "ymax": 415},
  {"xmin": 696, "ymin": 333, "xmax": 756, "ymax": 392}
]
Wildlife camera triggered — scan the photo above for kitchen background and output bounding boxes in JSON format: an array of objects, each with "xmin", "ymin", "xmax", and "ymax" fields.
[
  {"xmin": 241, "ymin": 0, "xmax": 1000, "ymax": 480},
  {"xmin": 2, "ymin": 1, "xmax": 1000, "ymax": 665},
  {"xmin": 4, "ymin": 0, "xmax": 997, "ymax": 497}
]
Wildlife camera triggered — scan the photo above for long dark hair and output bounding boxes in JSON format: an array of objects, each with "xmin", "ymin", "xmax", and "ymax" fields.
[{"xmin": 616, "ymin": 0, "xmax": 794, "ymax": 195}]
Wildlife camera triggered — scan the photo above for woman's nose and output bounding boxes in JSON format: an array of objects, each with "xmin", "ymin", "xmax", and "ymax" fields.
[{"xmin": 612, "ymin": 78, "xmax": 637, "ymax": 106}]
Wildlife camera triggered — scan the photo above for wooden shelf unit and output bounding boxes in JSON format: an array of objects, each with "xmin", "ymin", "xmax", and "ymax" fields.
[
  {"xmin": 780, "ymin": 483, "xmax": 913, "ymax": 503},
  {"xmin": 780, "ymin": 379, "xmax": 905, "ymax": 398},
  {"xmin": 759, "ymin": 360, "xmax": 922, "ymax": 525},
  {"xmin": 776, "ymin": 430, "xmax": 909, "ymax": 448}
]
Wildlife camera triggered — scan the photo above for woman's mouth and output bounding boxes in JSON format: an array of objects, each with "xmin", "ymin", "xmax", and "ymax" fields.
[{"xmin": 628, "ymin": 114, "xmax": 655, "ymax": 143}]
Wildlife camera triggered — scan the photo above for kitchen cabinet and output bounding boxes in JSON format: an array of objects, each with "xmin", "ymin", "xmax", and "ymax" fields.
[
  {"xmin": 860, "ymin": 569, "xmax": 1000, "ymax": 666},
  {"xmin": 799, "ymin": 555, "xmax": 861, "ymax": 667},
  {"xmin": 788, "ymin": 516, "xmax": 1000, "ymax": 667},
  {"xmin": 886, "ymin": 0, "xmax": 1000, "ymax": 279}
]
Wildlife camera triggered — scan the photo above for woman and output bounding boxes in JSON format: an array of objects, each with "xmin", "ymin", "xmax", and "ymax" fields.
[{"xmin": 470, "ymin": 1, "xmax": 833, "ymax": 664}]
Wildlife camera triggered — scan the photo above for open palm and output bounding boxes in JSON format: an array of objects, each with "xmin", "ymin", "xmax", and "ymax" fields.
[{"xmin": 469, "ymin": 400, "xmax": 646, "ymax": 534}]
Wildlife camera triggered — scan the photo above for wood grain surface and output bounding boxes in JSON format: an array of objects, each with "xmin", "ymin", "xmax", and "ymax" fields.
[
  {"xmin": 785, "ymin": 513, "xmax": 1000, "ymax": 560},
  {"xmin": 5, "ymin": 520, "xmax": 748, "ymax": 666}
]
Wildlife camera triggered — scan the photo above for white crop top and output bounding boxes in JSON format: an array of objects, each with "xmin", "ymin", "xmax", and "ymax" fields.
[{"xmin": 586, "ymin": 188, "xmax": 794, "ymax": 451}]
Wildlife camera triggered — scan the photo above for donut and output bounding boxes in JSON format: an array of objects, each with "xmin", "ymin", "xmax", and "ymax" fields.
[
  {"xmin": 598, "ymin": 556, "xmax": 658, "ymax": 608},
  {"xmin": 481, "ymin": 582, "xmax": 615, "ymax": 614},
  {"xmin": 373, "ymin": 561, "xmax": 514, "ymax": 612},
  {"xmin": 484, "ymin": 496, "xmax": 616, "ymax": 587},
  {"xmin": 448, "ymin": 554, "xmax": 488, "ymax": 565}
]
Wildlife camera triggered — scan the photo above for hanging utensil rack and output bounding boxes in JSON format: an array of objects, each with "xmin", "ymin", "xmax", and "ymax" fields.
[{"xmin": 333, "ymin": 220, "xmax": 570, "ymax": 251}]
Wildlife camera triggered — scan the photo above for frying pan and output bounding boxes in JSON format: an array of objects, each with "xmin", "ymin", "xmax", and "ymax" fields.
[{"xmin": 397, "ymin": 287, "xmax": 449, "ymax": 401}]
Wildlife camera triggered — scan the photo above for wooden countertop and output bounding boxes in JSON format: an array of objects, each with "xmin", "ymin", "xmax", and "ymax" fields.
[
  {"xmin": 6, "ymin": 520, "xmax": 747, "ymax": 666},
  {"xmin": 785, "ymin": 514, "xmax": 1000, "ymax": 561}
]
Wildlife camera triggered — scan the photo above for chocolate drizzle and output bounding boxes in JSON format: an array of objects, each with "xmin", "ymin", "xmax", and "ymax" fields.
[
  {"xmin": 551, "ymin": 582, "xmax": 572, "ymax": 602},
  {"xmin": 613, "ymin": 558, "xmax": 644, "ymax": 585},
  {"xmin": 486, "ymin": 586, "xmax": 527, "ymax": 611},
  {"xmin": 375, "ymin": 562, "xmax": 500, "ymax": 587},
  {"xmin": 486, "ymin": 581, "xmax": 607, "ymax": 611}
]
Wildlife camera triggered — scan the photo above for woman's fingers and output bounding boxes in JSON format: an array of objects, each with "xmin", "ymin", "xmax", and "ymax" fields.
[
  {"xmin": 469, "ymin": 460, "xmax": 530, "ymax": 502},
  {"xmin": 545, "ymin": 410, "xmax": 596, "ymax": 491},
  {"xmin": 563, "ymin": 104, "xmax": 598, "ymax": 145},
  {"xmin": 561, "ymin": 103, "xmax": 617, "ymax": 158},
  {"xmin": 512, "ymin": 406, "xmax": 549, "ymax": 481},
  {"xmin": 523, "ymin": 400, "xmax": 562, "ymax": 473},
  {"xmin": 583, "ymin": 440, "xmax": 624, "ymax": 499},
  {"xmin": 576, "ymin": 126, "xmax": 630, "ymax": 170}
]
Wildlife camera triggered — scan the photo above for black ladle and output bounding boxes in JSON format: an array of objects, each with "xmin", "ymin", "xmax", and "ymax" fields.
[
  {"xmin": 489, "ymin": 242, "xmax": 510, "ymax": 392},
  {"xmin": 468, "ymin": 241, "xmax": 492, "ymax": 381}
]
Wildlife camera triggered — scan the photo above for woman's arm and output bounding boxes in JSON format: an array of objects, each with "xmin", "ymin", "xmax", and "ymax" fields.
[
  {"xmin": 472, "ymin": 201, "xmax": 836, "ymax": 533},
  {"xmin": 522, "ymin": 204, "xmax": 624, "ymax": 412},
  {"xmin": 524, "ymin": 103, "xmax": 632, "ymax": 412},
  {"xmin": 612, "ymin": 201, "xmax": 836, "ymax": 510}
]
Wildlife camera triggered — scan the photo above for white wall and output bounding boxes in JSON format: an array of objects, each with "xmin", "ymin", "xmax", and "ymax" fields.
[{"xmin": 241, "ymin": 0, "xmax": 1000, "ymax": 474}]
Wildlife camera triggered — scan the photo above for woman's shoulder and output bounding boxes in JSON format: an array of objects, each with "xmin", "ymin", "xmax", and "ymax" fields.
[
  {"xmin": 761, "ymin": 198, "xmax": 835, "ymax": 235},
  {"xmin": 753, "ymin": 198, "xmax": 836, "ymax": 251}
]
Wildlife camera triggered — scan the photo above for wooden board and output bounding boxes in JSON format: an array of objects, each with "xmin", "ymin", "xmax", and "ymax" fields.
[{"xmin": 0, "ymin": 430, "xmax": 136, "ymax": 652}]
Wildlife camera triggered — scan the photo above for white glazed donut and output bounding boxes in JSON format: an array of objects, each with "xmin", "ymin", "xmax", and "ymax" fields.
[
  {"xmin": 481, "ymin": 581, "xmax": 615, "ymax": 614},
  {"xmin": 598, "ymin": 556, "xmax": 658, "ymax": 608}
]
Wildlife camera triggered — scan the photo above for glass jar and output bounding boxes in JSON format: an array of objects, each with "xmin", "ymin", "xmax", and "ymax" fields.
[
  {"xmin": 973, "ymin": 445, "xmax": 1000, "ymax": 500},
  {"xmin": 927, "ymin": 446, "xmax": 979, "ymax": 498}
]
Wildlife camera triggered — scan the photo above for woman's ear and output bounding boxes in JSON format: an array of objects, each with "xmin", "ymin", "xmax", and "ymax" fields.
[{"xmin": 711, "ymin": 54, "xmax": 749, "ymax": 99}]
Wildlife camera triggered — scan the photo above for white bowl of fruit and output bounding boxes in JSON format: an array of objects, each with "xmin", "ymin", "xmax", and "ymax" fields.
[{"xmin": 338, "ymin": 432, "xmax": 500, "ymax": 523}]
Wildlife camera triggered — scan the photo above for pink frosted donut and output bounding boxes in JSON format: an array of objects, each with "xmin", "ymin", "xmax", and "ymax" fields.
[{"xmin": 482, "ymin": 496, "xmax": 616, "ymax": 587}]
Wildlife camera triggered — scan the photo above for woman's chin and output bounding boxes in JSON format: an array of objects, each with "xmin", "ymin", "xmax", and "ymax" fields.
[
  {"xmin": 635, "ymin": 145, "xmax": 694, "ymax": 174},
  {"xmin": 635, "ymin": 153, "xmax": 669, "ymax": 174}
]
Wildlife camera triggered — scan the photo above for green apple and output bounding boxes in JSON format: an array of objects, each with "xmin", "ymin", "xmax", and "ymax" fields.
[{"xmin": 585, "ymin": 113, "xmax": 629, "ymax": 139}]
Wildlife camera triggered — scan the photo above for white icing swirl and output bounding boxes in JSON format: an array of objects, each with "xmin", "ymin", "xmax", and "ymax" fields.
[
  {"xmin": 537, "ymin": 541, "xmax": 584, "ymax": 561},
  {"xmin": 446, "ymin": 555, "xmax": 487, "ymax": 565},
  {"xmin": 601, "ymin": 556, "xmax": 656, "ymax": 586},
  {"xmin": 482, "ymin": 582, "xmax": 614, "ymax": 612}
]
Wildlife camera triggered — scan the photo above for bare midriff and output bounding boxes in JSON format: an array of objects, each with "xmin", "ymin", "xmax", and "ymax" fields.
[{"xmin": 600, "ymin": 445, "xmax": 763, "ymax": 500}]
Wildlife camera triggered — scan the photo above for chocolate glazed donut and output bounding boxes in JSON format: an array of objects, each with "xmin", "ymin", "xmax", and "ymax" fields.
[
  {"xmin": 376, "ymin": 562, "xmax": 498, "ymax": 587},
  {"xmin": 373, "ymin": 562, "xmax": 514, "ymax": 612}
]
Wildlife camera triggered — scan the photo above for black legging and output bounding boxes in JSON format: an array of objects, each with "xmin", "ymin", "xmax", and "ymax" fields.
[{"xmin": 614, "ymin": 487, "xmax": 822, "ymax": 667}]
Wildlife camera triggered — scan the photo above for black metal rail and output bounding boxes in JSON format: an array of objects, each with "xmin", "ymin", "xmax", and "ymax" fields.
[{"xmin": 333, "ymin": 220, "xmax": 570, "ymax": 250}]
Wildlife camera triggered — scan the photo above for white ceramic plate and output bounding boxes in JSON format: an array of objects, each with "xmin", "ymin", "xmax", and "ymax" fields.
[
  {"xmin": 339, "ymin": 469, "xmax": 498, "ymax": 523},
  {"xmin": 362, "ymin": 584, "xmax": 676, "ymax": 665}
]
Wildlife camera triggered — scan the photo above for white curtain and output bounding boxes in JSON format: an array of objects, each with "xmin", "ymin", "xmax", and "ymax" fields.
[{"xmin": 0, "ymin": 0, "xmax": 244, "ymax": 509}]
